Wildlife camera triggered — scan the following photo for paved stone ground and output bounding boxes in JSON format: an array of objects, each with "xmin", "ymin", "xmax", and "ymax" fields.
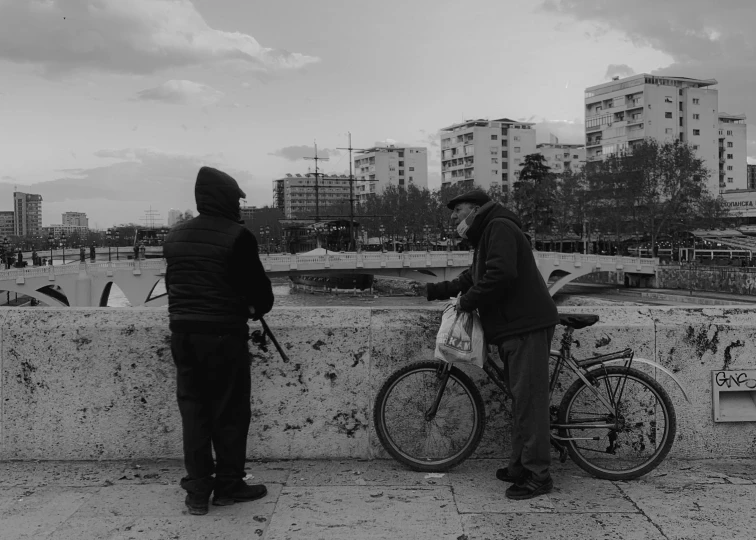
[{"xmin": 2, "ymin": 458, "xmax": 756, "ymax": 539}]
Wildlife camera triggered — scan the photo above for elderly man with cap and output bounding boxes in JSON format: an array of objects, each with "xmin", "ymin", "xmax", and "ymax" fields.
[
  {"xmin": 426, "ymin": 189, "xmax": 559, "ymax": 500},
  {"xmin": 164, "ymin": 166, "xmax": 274, "ymax": 515}
]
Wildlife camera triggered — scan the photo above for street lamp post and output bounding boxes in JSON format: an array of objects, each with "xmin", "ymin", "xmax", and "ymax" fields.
[
  {"xmin": 265, "ymin": 225, "xmax": 271, "ymax": 254},
  {"xmin": 115, "ymin": 229, "xmax": 121, "ymax": 260},
  {"xmin": 423, "ymin": 225, "xmax": 431, "ymax": 252},
  {"xmin": 2, "ymin": 237, "xmax": 9, "ymax": 269},
  {"xmin": 447, "ymin": 225, "xmax": 453, "ymax": 252},
  {"xmin": 106, "ymin": 229, "xmax": 112, "ymax": 262},
  {"xmin": 379, "ymin": 225, "xmax": 385, "ymax": 253},
  {"xmin": 47, "ymin": 231, "xmax": 54, "ymax": 265},
  {"xmin": 404, "ymin": 226, "xmax": 409, "ymax": 252},
  {"xmin": 61, "ymin": 231, "xmax": 67, "ymax": 264}
]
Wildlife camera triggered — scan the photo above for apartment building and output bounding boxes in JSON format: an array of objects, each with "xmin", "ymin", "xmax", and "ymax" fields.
[
  {"xmin": 535, "ymin": 143, "xmax": 586, "ymax": 175},
  {"xmin": 273, "ymin": 173, "xmax": 354, "ymax": 219},
  {"xmin": 43, "ymin": 225, "xmax": 88, "ymax": 238},
  {"xmin": 353, "ymin": 146, "xmax": 428, "ymax": 200},
  {"xmin": 440, "ymin": 118, "xmax": 536, "ymax": 192},
  {"xmin": 719, "ymin": 113, "xmax": 747, "ymax": 190},
  {"xmin": 0, "ymin": 211, "xmax": 14, "ymax": 239},
  {"xmin": 584, "ymin": 74, "xmax": 748, "ymax": 195},
  {"xmin": 13, "ymin": 192, "xmax": 42, "ymax": 237},
  {"xmin": 167, "ymin": 209, "xmax": 182, "ymax": 227},
  {"xmin": 62, "ymin": 211, "xmax": 88, "ymax": 228}
]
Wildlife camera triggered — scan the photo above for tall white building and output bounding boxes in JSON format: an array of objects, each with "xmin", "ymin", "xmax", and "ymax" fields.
[
  {"xmin": 535, "ymin": 143, "xmax": 586, "ymax": 175},
  {"xmin": 440, "ymin": 118, "xmax": 537, "ymax": 193},
  {"xmin": 584, "ymin": 74, "xmax": 748, "ymax": 194},
  {"xmin": 353, "ymin": 146, "xmax": 428, "ymax": 200},
  {"xmin": 13, "ymin": 192, "xmax": 42, "ymax": 237},
  {"xmin": 719, "ymin": 113, "xmax": 748, "ymax": 190},
  {"xmin": 62, "ymin": 212, "xmax": 88, "ymax": 228},
  {"xmin": 167, "ymin": 209, "xmax": 182, "ymax": 227}
]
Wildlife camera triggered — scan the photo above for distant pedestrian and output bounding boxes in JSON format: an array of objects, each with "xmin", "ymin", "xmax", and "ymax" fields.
[{"xmin": 164, "ymin": 166, "xmax": 274, "ymax": 516}]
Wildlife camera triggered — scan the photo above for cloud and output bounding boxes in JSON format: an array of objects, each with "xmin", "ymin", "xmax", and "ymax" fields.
[
  {"xmin": 543, "ymin": 0, "xmax": 756, "ymax": 162},
  {"xmin": 605, "ymin": 64, "xmax": 635, "ymax": 79},
  {"xmin": 134, "ymin": 80, "xmax": 224, "ymax": 106},
  {"xmin": 268, "ymin": 145, "xmax": 341, "ymax": 162},
  {"xmin": 0, "ymin": 148, "xmax": 270, "ymax": 228},
  {"xmin": 0, "ymin": 0, "xmax": 320, "ymax": 75},
  {"xmin": 1, "ymin": 175, "xmax": 16, "ymax": 183}
]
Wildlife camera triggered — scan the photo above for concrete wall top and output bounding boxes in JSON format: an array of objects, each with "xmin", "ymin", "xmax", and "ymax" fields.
[{"xmin": 2, "ymin": 305, "xmax": 756, "ymax": 461}]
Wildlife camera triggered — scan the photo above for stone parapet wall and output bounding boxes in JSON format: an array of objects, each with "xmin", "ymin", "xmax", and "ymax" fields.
[{"xmin": 1, "ymin": 307, "xmax": 755, "ymax": 461}]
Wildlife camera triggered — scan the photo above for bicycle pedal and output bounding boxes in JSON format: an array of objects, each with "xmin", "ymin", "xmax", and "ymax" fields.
[{"xmin": 559, "ymin": 448, "xmax": 568, "ymax": 463}]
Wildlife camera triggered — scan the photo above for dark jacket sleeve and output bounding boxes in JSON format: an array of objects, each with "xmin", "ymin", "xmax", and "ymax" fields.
[
  {"xmin": 231, "ymin": 229, "xmax": 274, "ymax": 318},
  {"xmin": 458, "ymin": 220, "xmax": 518, "ymax": 312},
  {"xmin": 426, "ymin": 268, "xmax": 474, "ymax": 301}
]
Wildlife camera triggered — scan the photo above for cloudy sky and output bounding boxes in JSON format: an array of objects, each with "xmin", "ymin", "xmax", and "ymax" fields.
[{"xmin": 0, "ymin": 0, "xmax": 753, "ymax": 229}]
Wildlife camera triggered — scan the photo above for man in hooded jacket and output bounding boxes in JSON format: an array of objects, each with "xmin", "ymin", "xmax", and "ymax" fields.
[
  {"xmin": 426, "ymin": 190, "xmax": 559, "ymax": 500},
  {"xmin": 163, "ymin": 166, "xmax": 274, "ymax": 515}
]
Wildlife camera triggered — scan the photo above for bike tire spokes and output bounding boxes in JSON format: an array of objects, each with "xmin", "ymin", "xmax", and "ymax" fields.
[
  {"xmin": 563, "ymin": 372, "xmax": 671, "ymax": 476},
  {"xmin": 382, "ymin": 370, "xmax": 477, "ymax": 462}
]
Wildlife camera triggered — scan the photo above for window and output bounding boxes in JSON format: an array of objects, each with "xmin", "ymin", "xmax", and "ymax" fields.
[
  {"xmin": 693, "ymin": 114, "xmax": 700, "ymax": 120},
  {"xmin": 409, "ymin": 176, "xmax": 413, "ymax": 182},
  {"xmin": 693, "ymin": 145, "xmax": 699, "ymax": 150},
  {"xmin": 665, "ymin": 128, "xmax": 673, "ymax": 134},
  {"xmin": 491, "ymin": 134, "xmax": 498, "ymax": 140},
  {"xmin": 409, "ymin": 166, "xmax": 415, "ymax": 171},
  {"xmin": 728, "ymin": 177, "xmax": 733, "ymax": 183},
  {"xmin": 514, "ymin": 147, "xmax": 521, "ymax": 153},
  {"xmin": 573, "ymin": 154, "xmax": 579, "ymax": 159},
  {"xmin": 398, "ymin": 178, "xmax": 405, "ymax": 186},
  {"xmin": 693, "ymin": 129, "xmax": 700, "ymax": 136},
  {"xmin": 665, "ymin": 112, "xmax": 673, "ymax": 118},
  {"xmin": 727, "ymin": 154, "xmax": 733, "ymax": 159},
  {"xmin": 693, "ymin": 98, "xmax": 700, "ymax": 105},
  {"xmin": 514, "ymin": 135, "xmax": 520, "ymax": 141},
  {"xmin": 727, "ymin": 130, "xmax": 733, "ymax": 136},
  {"xmin": 398, "ymin": 161, "xmax": 404, "ymax": 166},
  {"xmin": 491, "ymin": 157, "xmax": 498, "ymax": 164},
  {"xmin": 727, "ymin": 142, "xmax": 733, "ymax": 148},
  {"xmin": 514, "ymin": 171, "xmax": 520, "ymax": 178},
  {"xmin": 501, "ymin": 140, "xmax": 508, "ymax": 147},
  {"xmin": 502, "ymin": 151, "xmax": 508, "ymax": 158},
  {"xmin": 399, "ymin": 169, "xmax": 405, "ymax": 175},
  {"xmin": 491, "ymin": 170, "xmax": 498, "ymax": 176},
  {"xmin": 665, "ymin": 96, "xmax": 673, "ymax": 103},
  {"xmin": 727, "ymin": 166, "xmax": 733, "ymax": 171},
  {"xmin": 514, "ymin": 158, "xmax": 521, "ymax": 164}
]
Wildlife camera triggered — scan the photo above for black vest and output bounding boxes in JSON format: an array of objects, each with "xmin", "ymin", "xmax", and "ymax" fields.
[{"xmin": 163, "ymin": 215, "xmax": 248, "ymax": 327}]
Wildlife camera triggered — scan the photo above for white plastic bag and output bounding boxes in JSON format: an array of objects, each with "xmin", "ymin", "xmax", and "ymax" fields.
[{"xmin": 434, "ymin": 301, "xmax": 486, "ymax": 367}]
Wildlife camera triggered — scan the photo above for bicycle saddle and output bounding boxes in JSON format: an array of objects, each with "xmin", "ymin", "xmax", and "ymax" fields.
[{"xmin": 558, "ymin": 313, "xmax": 599, "ymax": 329}]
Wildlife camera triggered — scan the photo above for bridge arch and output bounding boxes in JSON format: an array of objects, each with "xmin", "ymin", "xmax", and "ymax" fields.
[{"xmin": 0, "ymin": 285, "xmax": 68, "ymax": 307}]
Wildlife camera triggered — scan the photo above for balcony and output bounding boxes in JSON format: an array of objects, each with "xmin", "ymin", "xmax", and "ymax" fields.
[
  {"xmin": 586, "ymin": 125, "xmax": 603, "ymax": 133},
  {"xmin": 586, "ymin": 139, "xmax": 603, "ymax": 148},
  {"xmin": 627, "ymin": 117, "xmax": 644, "ymax": 126}
]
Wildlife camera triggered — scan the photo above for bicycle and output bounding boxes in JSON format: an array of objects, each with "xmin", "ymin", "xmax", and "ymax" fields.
[{"xmin": 373, "ymin": 312, "xmax": 688, "ymax": 480}]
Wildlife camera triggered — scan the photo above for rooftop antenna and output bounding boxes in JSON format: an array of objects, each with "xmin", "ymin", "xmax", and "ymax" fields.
[{"xmin": 303, "ymin": 141, "xmax": 329, "ymax": 222}]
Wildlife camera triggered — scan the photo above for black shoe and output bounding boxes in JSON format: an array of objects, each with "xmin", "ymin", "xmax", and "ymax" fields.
[
  {"xmin": 213, "ymin": 480, "xmax": 268, "ymax": 506},
  {"xmin": 185, "ymin": 493, "xmax": 209, "ymax": 515},
  {"xmin": 505, "ymin": 476, "xmax": 554, "ymax": 500},
  {"xmin": 180, "ymin": 476, "xmax": 213, "ymax": 516},
  {"xmin": 495, "ymin": 467, "xmax": 527, "ymax": 483}
]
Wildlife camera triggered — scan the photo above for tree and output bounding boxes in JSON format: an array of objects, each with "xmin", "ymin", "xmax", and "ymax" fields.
[
  {"xmin": 623, "ymin": 139, "xmax": 722, "ymax": 255},
  {"xmin": 512, "ymin": 154, "xmax": 557, "ymax": 244},
  {"xmin": 551, "ymin": 167, "xmax": 587, "ymax": 252}
]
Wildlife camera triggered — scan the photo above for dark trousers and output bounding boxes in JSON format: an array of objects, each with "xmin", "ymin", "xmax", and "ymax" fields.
[
  {"xmin": 171, "ymin": 332, "xmax": 251, "ymax": 492},
  {"xmin": 497, "ymin": 326, "xmax": 555, "ymax": 483}
]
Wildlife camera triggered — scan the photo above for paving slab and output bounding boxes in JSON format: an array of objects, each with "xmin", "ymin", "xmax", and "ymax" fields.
[
  {"xmin": 460, "ymin": 512, "xmax": 665, "ymax": 540},
  {"xmin": 0, "ymin": 486, "xmax": 98, "ymax": 540},
  {"xmin": 265, "ymin": 485, "xmax": 463, "ymax": 540},
  {"xmin": 71, "ymin": 482, "xmax": 282, "ymax": 518},
  {"xmin": 285, "ymin": 459, "xmax": 451, "ymax": 487},
  {"xmin": 617, "ymin": 481, "xmax": 756, "ymax": 540}
]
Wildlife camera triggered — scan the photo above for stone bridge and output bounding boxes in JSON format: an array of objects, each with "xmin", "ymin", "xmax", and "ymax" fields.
[{"xmin": 0, "ymin": 251, "xmax": 657, "ymax": 307}]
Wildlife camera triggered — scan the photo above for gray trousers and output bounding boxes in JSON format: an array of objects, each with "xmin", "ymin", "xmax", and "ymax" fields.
[{"xmin": 497, "ymin": 326, "xmax": 555, "ymax": 483}]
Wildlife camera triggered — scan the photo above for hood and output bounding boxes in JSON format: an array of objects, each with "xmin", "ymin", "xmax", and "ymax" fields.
[
  {"xmin": 465, "ymin": 201, "xmax": 522, "ymax": 246},
  {"xmin": 195, "ymin": 166, "xmax": 247, "ymax": 222}
]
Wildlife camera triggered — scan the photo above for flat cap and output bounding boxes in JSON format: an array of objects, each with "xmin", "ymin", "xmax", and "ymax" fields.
[{"xmin": 446, "ymin": 189, "xmax": 491, "ymax": 210}]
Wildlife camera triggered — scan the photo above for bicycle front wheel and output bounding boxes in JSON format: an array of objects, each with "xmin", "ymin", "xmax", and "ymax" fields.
[
  {"xmin": 558, "ymin": 366, "xmax": 676, "ymax": 480},
  {"xmin": 373, "ymin": 360, "xmax": 485, "ymax": 472}
]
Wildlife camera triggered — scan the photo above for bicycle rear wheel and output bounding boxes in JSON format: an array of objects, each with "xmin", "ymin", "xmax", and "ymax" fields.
[
  {"xmin": 373, "ymin": 360, "xmax": 485, "ymax": 472},
  {"xmin": 558, "ymin": 366, "xmax": 676, "ymax": 480}
]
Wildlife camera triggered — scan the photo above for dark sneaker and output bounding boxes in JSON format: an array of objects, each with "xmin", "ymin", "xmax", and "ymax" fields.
[
  {"xmin": 505, "ymin": 476, "xmax": 554, "ymax": 500},
  {"xmin": 495, "ymin": 467, "xmax": 528, "ymax": 484},
  {"xmin": 213, "ymin": 481, "xmax": 268, "ymax": 506}
]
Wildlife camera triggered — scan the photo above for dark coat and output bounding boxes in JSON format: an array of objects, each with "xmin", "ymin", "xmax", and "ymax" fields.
[
  {"xmin": 427, "ymin": 202, "xmax": 558, "ymax": 344},
  {"xmin": 163, "ymin": 167, "xmax": 274, "ymax": 335}
]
